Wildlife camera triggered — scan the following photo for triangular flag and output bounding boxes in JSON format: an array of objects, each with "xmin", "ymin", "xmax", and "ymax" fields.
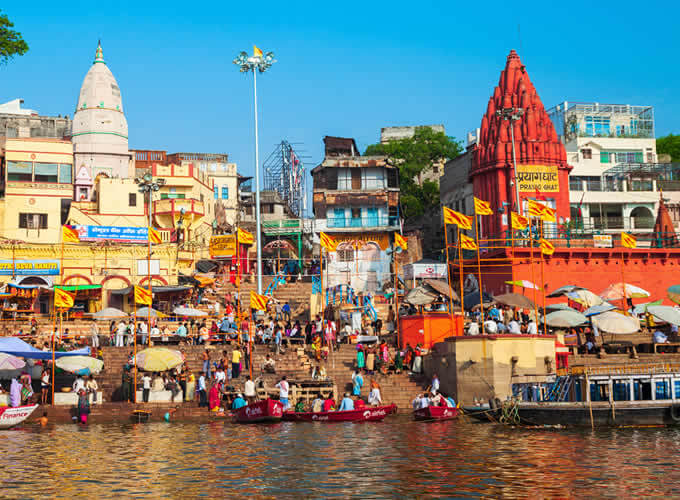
[
  {"xmin": 149, "ymin": 227, "xmax": 162, "ymax": 244},
  {"xmin": 511, "ymin": 212, "xmax": 529, "ymax": 230},
  {"xmin": 319, "ymin": 232, "xmax": 338, "ymax": 252},
  {"xmin": 473, "ymin": 197, "xmax": 493, "ymax": 216},
  {"xmin": 250, "ymin": 291, "xmax": 269, "ymax": 311},
  {"xmin": 238, "ymin": 228, "xmax": 254, "ymax": 245},
  {"xmin": 459, "ymin": 233, "xmax": 478, "ymax": 251},
  {"xmin": 134, "ymin": 285, "xmax": 152, "ymax": 305},
  {"xmin": 395, "ymin": 233, "xmax": 408, "ymax": 251},
  {"xmin": 62, "ymin": 225, "xmax": 80, "ymax": 243},
  {"xmin": 540, "ymin": 238, "xmax": 555, "ymax": 256},
  {"xmin": 54, "ymin": 288, "xmax": 75, "ymax": 309},
  {"xmin": 621, "ymin": 232, "xmax": 637, "ymax": 249},
  {"xmin": 253, "ymin": 45, "xmax": 263, "ymax": 58},
  {"xmin": 443, "ymin": 207, "xmax": 473, "ymax": 230}
]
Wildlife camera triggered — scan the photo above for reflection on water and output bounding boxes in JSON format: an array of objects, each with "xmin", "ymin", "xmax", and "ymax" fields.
[{"xmin": 2, "ymin": 417, "xmax": 680, "ymax": 498}]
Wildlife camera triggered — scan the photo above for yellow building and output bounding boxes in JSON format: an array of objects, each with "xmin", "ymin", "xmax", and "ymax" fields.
[{"xmin": 0, "ymin": 137, "xmax": 74, "ymax": 244}]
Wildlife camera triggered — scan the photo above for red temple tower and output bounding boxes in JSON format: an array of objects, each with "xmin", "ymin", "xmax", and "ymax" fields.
[{"xmin": 469, "ymin": 50, "xmax": 571, "ymax": 237}]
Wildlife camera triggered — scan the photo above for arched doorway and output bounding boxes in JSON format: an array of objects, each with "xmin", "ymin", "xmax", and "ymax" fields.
[{"xmin": 630, "ymin": 206, "xmax": 654, "ymax": 229}]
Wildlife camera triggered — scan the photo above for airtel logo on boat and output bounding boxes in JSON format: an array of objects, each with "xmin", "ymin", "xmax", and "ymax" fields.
[
  {"xmin": 312, "ymin": 415, "xmax": 329, "ymax": 421},
  {"xmin": 363, "ymin": 409, "xmax": 387, "ymax": 418},
  {"xmin": 245, "ymin": 406, "xmax": 263, "ymax": 417}
]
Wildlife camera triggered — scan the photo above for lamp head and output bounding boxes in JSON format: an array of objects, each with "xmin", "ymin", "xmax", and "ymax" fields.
[{"xmin": 143, "ymin": 173, "xmax": 153, "ymax": 183}]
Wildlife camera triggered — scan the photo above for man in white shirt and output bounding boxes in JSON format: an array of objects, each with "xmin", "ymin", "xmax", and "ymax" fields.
[
  {"xmin": 275, "ymin": 375, "xmax": 290, "ymax": 410},
  {"xmin": 139, "ymin": 321, "xmax": 149, "ymax": 345},
  {"xmin": 484, "ymin": 319, "xmax": 498, "ymax": 334},
  {"xmin": 419, "ymin": 394, "xmax": 430, "ymax": 409},
  {"xmin": 214, "ymin": 367, "xmax": 226, "ymax": 384},
  {"xmin": 116, "ymin": 321, "xmax": 126, "ymax": 347},
  {"xmin": 72, "ymin": 375, "xmax": 85, "ymax": 394},
  {"xmin": 527, "ymin": 320, "xmax": 538, "ymax": 335},
  {"xmin": 467, "ymin": 322, "xmax": 480, "ymax": 336},
  {"xmin": 141, "ymin": 373, "xmax": 152, "ymax": 402},
  {"xmin": 244, "ymin": 375, "xmax": 256, "ymax": 403},
  {"xmin": 508, "ymin": 319, "xmax": 521, "ymax": 334}
]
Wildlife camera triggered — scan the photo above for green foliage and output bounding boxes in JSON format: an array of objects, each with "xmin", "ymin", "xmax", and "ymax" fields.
[
  {"xmin": 657, "ymin": 134, "xmax": 680, "ymax": 162},
  {"xmin": 0, "ymin": 10, "xmax": 28, "ymax": 65},
  {"xmin": 364, "ymin": 127, "xmax": 462, "ymax": 218}
]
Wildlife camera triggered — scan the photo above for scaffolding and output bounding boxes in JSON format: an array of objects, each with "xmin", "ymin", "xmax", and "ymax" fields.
[{"xmin": 262, "ymin": 140, "xmax": 308, "ymax": 217}]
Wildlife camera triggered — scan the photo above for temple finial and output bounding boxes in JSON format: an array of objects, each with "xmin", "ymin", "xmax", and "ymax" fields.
[{"xmin": 94, "ymin": 41, "xmax": 105, "ymax": 64}]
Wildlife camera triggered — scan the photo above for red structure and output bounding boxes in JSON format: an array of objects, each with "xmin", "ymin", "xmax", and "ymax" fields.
[{"xmin": 470, "ymin": 50, "xmax": 572, "ymax": 238}]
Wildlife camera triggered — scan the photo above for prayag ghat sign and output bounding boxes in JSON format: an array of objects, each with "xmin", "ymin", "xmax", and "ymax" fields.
[
  {"xmin": 209, "ymin": 235, "xmax": 237, "ymax": 258},
  {"xmin": 516, "ymin": 165, "xmax": 559, "ymax": 192},
  {"xmin": 0, "ymin": 260, "xmax": 59, "ymax": 275}
]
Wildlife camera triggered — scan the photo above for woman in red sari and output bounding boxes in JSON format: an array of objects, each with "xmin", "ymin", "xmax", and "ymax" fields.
[{"xmin": 208, "ymin": 382, "xmax": 220, "ymax": 410}]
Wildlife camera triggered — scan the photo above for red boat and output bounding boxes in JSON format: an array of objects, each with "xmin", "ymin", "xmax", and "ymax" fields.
[
  {"xmin": 413, "ymin": 405, "xmax": 458, "ymax": 421},
  {"xmin": 0, "ymin": 404, "xmax": 39, "ymax": 429},
  {"xmin": 283, "ymin": 404, "xmax": 397, "ymax": 422},
  {"xmin": 234, "ymin": 398, "xmax": 284, "ymax": 423}
]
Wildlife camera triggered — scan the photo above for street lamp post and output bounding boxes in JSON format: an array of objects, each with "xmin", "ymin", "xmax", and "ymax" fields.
[
  {"xmin": 497, "ymin": 107, "xmax": 524, "ymax": 214},
  {"xmin": 233, "ymin": 47, "xmax": 276, "ymax": 295}
]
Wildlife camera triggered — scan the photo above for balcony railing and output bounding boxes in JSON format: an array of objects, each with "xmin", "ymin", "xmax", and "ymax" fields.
[
  {"xmin": 262, "ymin": 219, "xmax": 302, "ymax": 234},
  {"xmin": 321, "ymin": 215, "xmax": 399, "ymax": 230}
]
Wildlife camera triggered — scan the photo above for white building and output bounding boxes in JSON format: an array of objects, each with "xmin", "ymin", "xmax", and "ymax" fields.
[
  {"xmin": 72, "ymin": 42, "xmax": 133, "ymax": 200},
  {"xmin": 547, "ymin": 102, "xmax": 669, "ymax": 232}
]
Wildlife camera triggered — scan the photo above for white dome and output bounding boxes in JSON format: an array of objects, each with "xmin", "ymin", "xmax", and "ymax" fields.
[{"xmin": 72, "ymin": 42, "xmax": 130, "ymax": 180}]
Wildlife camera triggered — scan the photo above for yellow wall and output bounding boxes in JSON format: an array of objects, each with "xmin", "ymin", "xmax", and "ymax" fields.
[{"xmin": 97, "ymin": 178, "xmax": 145, "ymax": 217}]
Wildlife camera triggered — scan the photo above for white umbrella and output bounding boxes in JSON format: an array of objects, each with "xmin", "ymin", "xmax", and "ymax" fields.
[
  {"xmin": 56, "ymin": 355, "xmax": 104, "ymax": 375},
  {"xmin": 544, "ymin": 310, "xmax": 588, "ymax": 328},
  {"xmin": 0, "ymin": 352, "xmax": 25, "ymax": 371},
  {"xmin": 566, "ymin": 290, "xmax": 604, "ymax": 308},
  {"xmin": 600, "ymin": 283, "xmax": 650, "ymax": 301},
  {"xmin": 647, "ymin": 305, "xmax": 680, "ymax": 326},
  {"xmin": 136, "ymin": 307, "xmax": 167, "ymax": 318},
  {"xmin": 173, "ymin": 306, "xmax": 208, "ymax": 317},
  {"xmin": 592, "ymin": 311, "xmax": 640, "ymax": 334},
  {"xmin": 93, "ymin": 307, "xmax": 128, "ymax": 319}
]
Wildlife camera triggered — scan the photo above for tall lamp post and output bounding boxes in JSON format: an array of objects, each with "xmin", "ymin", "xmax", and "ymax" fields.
[
  {"xmin": 497, "ymin": 107, "xmax": 524, "ymax": 214},
  {"xmin": 233, "ymin": 46, "xmax": 276, "ymax": 295}
]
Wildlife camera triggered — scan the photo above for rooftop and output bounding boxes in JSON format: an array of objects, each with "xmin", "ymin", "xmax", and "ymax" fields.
[{"xmin": 548, "ymin": 101, "xmax": 655, "ymax": 140}]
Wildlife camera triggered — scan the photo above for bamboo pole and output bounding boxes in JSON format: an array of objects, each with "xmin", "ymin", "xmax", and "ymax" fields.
[
  {"xmin": 443, "ymin": 223, "xmax": 456, "ymax": 328},
  {"xmin": 540, "ymin": 223, "xmax": 547, "ymax": 336},
  {"xmin": 586, "ymin": 371, "xmax": 595, "ymax": 430},
  {"xmin": 474, "ymin": 213, "xmax": 485, "ymax": 327},
  {"xmin": 457, "ymin": 227, "xmax": 465, "ymax": 322},
  {"xmin": 133, "ymin": 296, "xmax": 137, "ymax": 403},
  {"xmin": 620, "ymin": 247, "xmax": 628, "ymax": 314},
  {"xmin": 236, "ymin": 227, "xmax": 241, "ymax": 344},
  {"xmin": 147, "ymin": 228, "xmax": 152, "ymax": 346},
  {"xmin": 394, "ymin": 251, "xmax": 400, "ymax": 346}
]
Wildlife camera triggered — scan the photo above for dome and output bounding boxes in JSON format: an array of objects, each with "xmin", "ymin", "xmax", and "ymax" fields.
[{"xmin": 72, "ymin": 42, "xmax": 130, "ymax": 181}]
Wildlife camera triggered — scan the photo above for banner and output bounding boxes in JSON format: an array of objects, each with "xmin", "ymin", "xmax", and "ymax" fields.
[
  {"xmin": 517, "ymin": 165, "xmax": 559, "ymax": 192},
  {"xmin": 0, "ymin": 260, "xmax": 59, "ymax": 276},
  {"xmin": 73, "ymin": 225, "xmax": 150, "ymax": 243},
  {"xmin": 209, "ymin": 235, "xmax": 237, "ymax": 258},
  {"xmin": 594, "ymin": 235, "xmax": 613, "ymax": 248}
]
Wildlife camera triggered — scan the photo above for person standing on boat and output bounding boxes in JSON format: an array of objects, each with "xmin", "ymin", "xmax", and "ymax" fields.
[
  {"xmin": 352, "ymin": 370, "xmax": 364, "ymax": 397},
  {"xmin": 412, "ymin": 394, "xmax": 422, "ymax": 409},
  {"xmin": 244, "ymin": 375, "xmax": 256, "ymax": 404},
  {"xmin": 338, "ymin": 393, "xmax": 354, "ymax": 411},
  {"xmin": 276, "ymin": 375, "xmax": 290, "ymax": 410},
  {"xmin": 527, "ymin": 318, "xmax": 538, "ymax": 335},
  {"xmin": 431, "ymin": 374, "xmax": 440, "ymax": 395},
  {"xmin": 368, "ymin": 379, "xmax": 382, "ymax": 406}
]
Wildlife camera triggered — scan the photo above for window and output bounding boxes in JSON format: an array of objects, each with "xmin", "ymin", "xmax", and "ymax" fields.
[
  {"xmin": 221, "ymin": 186, "xmax": 229, "ymax": 199},
  {"xmin": 331, "ymin": 208, "xmax": 346, "ymax": 228},
  {"xmin": 245, "ymin": 205, "xmax": 253, "ymax": 215},
  {"xmin": 337, "ymin": 168, "xmax": 351, "ymax": 190},
  {"xmin": 7, "ymin": 161, "xmax": 32, "ymax": 182},
  {"xmin": 337, "ymin": 246, "xmax": 354, "ymax": 262},
  {"xmin": 581, "ymin": 149, "xmax": 592, "ymax": 159},
  {"xmin": 19, "ymin": 213, "xmax": 47, "ymax": 229},
  {"xmin": 600, "ymin": 152, "xmax": 610, "ymax": 164},
  {"xmin": 326, "ymin": 170, "xmax": 338, "ymax": 190},
  {"xmin": 569, "ymin": 176, "xmax": 584, "ymax": 191},
  {"xmin": 584, "ymin": 116, "xmax": 610, "ymax": 136},
  {"xmin": 351, "ymin": 208, "xmax": 361, "ymax": 227},
  {"xmin": 129, "ymin": 193, "xmax": 137, "ymax": 206},
  {"xmin": 388, "ymin": 206, "xmax": 399, "ymax": 226},
  {"xmin": 6, "ymin": 127, "xmax": 17, "ymax": 138},
  {"xmin": 585, "ymin": 177, "xmax": 602, "ymax": 192},
  {"xmin": 34, "ymin": 163, "xmax": 58, "ymax": 183},
  {"xmin": 214, "ymin": 185, "xmax": 219, "ymax": 199},
  {"xmin": 59, "ymin": 164, "xmax": 72, "ymax": 184},
  {"xmin": 261, "ymin": 203, "xmax": 274, "ymax": 214},
  {"xmin": 647, "ymin": 152, "xmax": 654, "ymax": 163},
  {"xmin": 387, "ymin": 169, "xmax": 398, "ymax": 188},
  {"xmin": 351, "ymin": 169, "xmax": 361, "ymax": 190},
  {"xmin": 200, "ymin": 194, "xmax": 204, "ymax": 204},
  {"xmin": 615, "ymin": 151, "xmax": 643, "ymax": 164},
  {"xmin": 362, "ymin": 168, "xmax": 386, "ymax": 190},
  {"xmin": 366, "ymin": 207, "xmax": 379, "ymax": 226}
]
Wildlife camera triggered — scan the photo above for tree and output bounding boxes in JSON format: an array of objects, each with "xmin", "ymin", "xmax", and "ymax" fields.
[
  {"xmin": 657, "ymin": 134, "xmax": 680, "ymax": 162},
  {"xmin": 0, "ymin": 10, "xmax": 28, "ymax": 65},
  {"xmin": 364, "ymin": 127, "xmax": 462, "ymax": 219}
]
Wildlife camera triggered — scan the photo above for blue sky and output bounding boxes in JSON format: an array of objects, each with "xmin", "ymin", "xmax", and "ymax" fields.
[{"xmin": 2, "ymin": 0, "xmax": 679, "ymax": 208}]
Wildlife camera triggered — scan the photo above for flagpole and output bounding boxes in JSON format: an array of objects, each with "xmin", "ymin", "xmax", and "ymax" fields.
[
  {"xmin": 620, "ymin": 243, "xmax": 628, "ymax": 314},
  {"xmin": 236, "ymin": 227, "xmax": 241, "ymax": 342},
  {"xmin": 443, "ymin": 223, "xmax": 456, "ymax": 331},
  {"xmin": 394, "ymin": 252, "xmax": 400, "ymax": 345},
  {"xmin": 457, "ymin": 226, "xmax": 465, "ymax": 323},
  {"xmin": 320, "ymin": 247, "xmax": 325, "ymax": 339},
  {"xmin": 529, "ymin": 222, "xmax": 538, "ymax": 326},
  {"xmin": 539, "ymin": 223, "xmax": 547, "ymax": 336},
  {"xmin": 133, "ymin": 294, "xmax": 138, "ymax": 403},
  {"xmin": 52, "ymin": 234, "xmax": 66, "ymax": 405},
  {"xmin": 474, "ymin": 213, "xmax": 485, "ymax": 328},
  {"xmin": 147, "ymin": 229, "xmax": 152, "ymax": 346}
]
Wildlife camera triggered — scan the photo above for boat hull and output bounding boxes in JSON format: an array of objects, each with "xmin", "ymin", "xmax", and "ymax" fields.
[
  {"xmin": 283, "ymin": 404, "xmax": 396, "ymax": 422},
  {"xmin": 413, "ymin": 405, "xmax": 458, "ymax": 421},
  {"xmin": 234, "ymin": 399, "xmax": 284, "ymax": 423},
  {"xmin": 462, "ymin": 405, "xmax": 498, "ymax": 422},
  {"xmin": 0, "ymin": 404, "xmax": 39, "ymax": 429},
  {"xmin": 514, "ymin": 401, "xmax": 680, "ymax": 427}
]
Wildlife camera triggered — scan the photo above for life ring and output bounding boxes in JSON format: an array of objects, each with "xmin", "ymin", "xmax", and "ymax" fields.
[{"xmin": 670, "ymin": 405, "xmax": 680, "ymax": 422}]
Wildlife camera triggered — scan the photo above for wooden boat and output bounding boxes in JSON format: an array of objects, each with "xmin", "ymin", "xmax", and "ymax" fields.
[
  {"xmin": 283, "ymin": 404, "xmax": 397, "ymax": 422},
  {"xmin": 413, "ymin": 405, "xmax": 458, "ymax": 421},
  {"xmin": 234, "ymin": 398, "xmax": 284, "ymax": 423},
  {"xmin": 0, "ymin": 404, "xmax": 39, "ymax": 429}
]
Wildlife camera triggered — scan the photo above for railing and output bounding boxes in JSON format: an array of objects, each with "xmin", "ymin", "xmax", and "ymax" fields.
[
  {"xmin": 579, "ymin": 217, "xmax": 655, "ymax": 231},
  {"xmin": 322, "ymin": 216, "xmax": 399, "ymax": 229}
]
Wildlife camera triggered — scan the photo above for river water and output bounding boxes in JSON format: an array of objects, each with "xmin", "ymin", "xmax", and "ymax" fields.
[{"xmin": 2, "ymin": 416, "xmax": 680, "ymax": 498}]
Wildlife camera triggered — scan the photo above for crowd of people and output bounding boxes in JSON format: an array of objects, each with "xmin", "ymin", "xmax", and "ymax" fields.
[{"xmin": 465, "ymin": 305, "xmax": 539, "ymax": 335}]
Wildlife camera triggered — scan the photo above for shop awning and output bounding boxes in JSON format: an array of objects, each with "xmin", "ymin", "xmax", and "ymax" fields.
[
  {"xmin": 0, "ymin": 337, "xmax": 90, "ymax": 360},
  {"xmin": 54, "ymin": 285, "xmax": 102, "ymax": 292},
  {"xmin": 110, "ymin": 285, "xmax": 192, "ymax": 295},
  {"xmin": 194, "ymin": 276, "xmax": 215, "ymax": 287}
]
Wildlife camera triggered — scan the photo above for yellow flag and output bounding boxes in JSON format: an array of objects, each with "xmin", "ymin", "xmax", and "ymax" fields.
[
  {"xmin": 527, "ymin": 200, "xmax": 556, "ymax": 222},
  {"xmin": 540, "ymin": 238, "xmax": 555, "ymax": 256},
  {"xmin": 473, "ymin": 197, "xmax": 493, "ymax": 216},
  {"xmin": 149, "ymin": 227, "xmax": 162, "ymax": 244},
  {"xmin": 134, "ymin": 285, "xmax": 152, "ymax": 306},
  {"xmin": 511, "ymin": 212, "xmax": 529, "ymax": 230},
  {"xmin": 319, "ymin": 232, "xmax": 338, "ymax": 251},
  {"xmin": 238, "ymin": 228, "xmax": 254, "ymax": 245},
  {"xmin": 540, "ymin": 205, "xmax": 557, "ymax": 223},
  {"xmin": 250, "ymin": 291, "xmax": 269, "ymax": 311},
  {"xmin": 443, "ymin": 207, "xmax": 473, "ymax": 230},
  {"xmin": 54, "ymin": 288, "xmax": 74, "ymax": 309},
  {"xmin": 395, "ymin": 233, "xmax": 408, "ymax": 251},
  {"xmin": 254, "ymin": 45, "xmax": 263, "ymax": 57},
  {"xmin": 62, "ymin": 225, "xmax": 80, "ymax": 243},
  {"xmin": 459, "ymin": 233, "xmax": 478, "ymax": 251},
  {"xmin": 621, "ymin": 232, "xmax": 637, "ymax": 249}
]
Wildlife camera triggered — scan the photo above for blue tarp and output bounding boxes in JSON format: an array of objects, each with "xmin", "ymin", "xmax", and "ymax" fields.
[{"xmin": 0, "ymin": 337, "xmax": 90, "ymax": 360}]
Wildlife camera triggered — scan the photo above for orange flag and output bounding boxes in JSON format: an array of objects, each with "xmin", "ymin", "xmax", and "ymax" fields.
[
  {"xmin": 54, "ymin": 288, "xmax": 75, "ymax": 309},
  {"xmin": 540, "ymin": 238, "xmax": 555, "ymax": 256},
  {"xmin": 621, "ymin": 232, "xmax": 637, "ymax": 249},
  {"xmin": 319, "ymin": 232, "xmax": 338, "ymax": 252},
  {"xmin": 250, "ymin": 291, "xmax": 269, "ymax": 311},
  {"xmin": 238, "ymin": 228, "xmax": 254, "ymax": 245},
  {"xmin": 62, "ymin": 225, "xmax": 80, "ymax": 243},
  {"xmin": 148, "ymin": 227, "xmax": 162, "ymax": 244},
  {"xmin": 527, "ymin": 200, "xmax": 556, "ymax": 222},
  {"xmin": 459, "ymin": 233, "xmax": 478, "ymax": 251},
  {"xmin": 134, "ymin": 285, "xmax": 152, "ymax": 305},
  {"xmin": 511, "ymin": 212, "xmax": 529, "ymax": 230},
  {"xmin": 253, "ymin": 45, "xmax": 263, "ymax": 57},
  {"xmin": 443, "ymin": 207, "xmax": 473, "ymax": 230},
  {"xmin": 395, "ymin": 233, "xmax": 408, "ymax": 251},
  {"xmin": 473, "ymin": 197, "xmax": 493, "ymax": 216}
]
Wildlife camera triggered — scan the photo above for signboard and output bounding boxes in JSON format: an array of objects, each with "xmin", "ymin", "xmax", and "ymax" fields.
[
  {"xmin": 594, "ymin": 234, "xmax": 613, "ymax": 248},
  {"xmin": 0, "ymin": 260, "xmax": 59, "ymax": 275},
  {"xmin": 73, "ymin": 225, "xmax": 149, "ymax": 243},
  {"xmin": 137, "ymin": 259, "xmax": 160, "ymax": 275},
  {"xmin": 403, "ymin": 262, "xmax": 447, "ymax": 280},
  {"xmin": 209, "ymin": 235, "xmax": 237, "ymax": 258},
  {"xmin": 517, "ymin": 165, "xmax": 559, "ymax": 193}
]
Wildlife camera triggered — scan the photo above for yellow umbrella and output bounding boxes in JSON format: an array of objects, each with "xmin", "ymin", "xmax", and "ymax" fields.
[
  {"xmin": 134, "ymin": 347, "xmax": 183, "ymax": 372},
  {"xmin": 505, "ymin": 279, "xmax": 540, "ymax": 290},
  {"xmin": 566, "ymin": 290, "xmax": 603, "ymax": 308}
]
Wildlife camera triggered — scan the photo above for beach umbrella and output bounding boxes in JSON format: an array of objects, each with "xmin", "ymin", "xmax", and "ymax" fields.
[
  {"xmin": 547, "ymin": 285, "xmax": 586, "ymax": 298},
  {"xmin": 93, "ymin": 307, "xmax": 128, "ymax": 319},
  {"xmin": 505, "ymin": 280, "xmax": 540, "ymax": 290},
  {"xmin": 631, "ymin": 300, "xmax": 664, "ymax": 315},
  {"xmin": 405, "ymin": 287, "xmax": 437, "ymax": 306},
  {"xmin": 647, "ymin": 305, "xmax": 680, "ymax": 326},
  {"xmin": 136, "ymin": 307, "xmax": 167, "ymax": 318},
  {"xmin": 56, "ymin": 355, "xmax": 104, "ymax": 375},
  {"xmin": 583, "ymin": 302, "xmax": 617, "ymax": 317},
  {"xmin": 600, "ymin": 283, "xmax": 650, "ymax": 301},
  {"xmin": 566, "ymin": 290, "xmax": 604, "ymax": 308},
  {"xmin": 0, "ymin": 352, "xmax": 25, "ymax": 371},
  {"xmin": 544, "ymin": 310, "xmax": 588, "ymax": 328},
  {"xmin": 543, "ymin": 303, "xmax": 577, "ymax": 312},
  {"xmin": 134, "ymin": 347, "xmax": 184, "ymax": 372},
  {"xmin": 592, "ymin": 311, "xmax": 640, "ymax": 334},
  {"xmin": 173, "ymin": 306, "xmax": 208, "ymax": 317},
  {"xmin": 494, "ymin": 293, "xmax": 535, "ymax": 309},
  {"xmin": 668, "ymin": 285, "xmax": 680, "ymax": 304}
]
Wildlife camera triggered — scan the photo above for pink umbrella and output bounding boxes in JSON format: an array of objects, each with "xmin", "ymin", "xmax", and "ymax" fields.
[{"xmin": 0, "ymin": 352, "xmax": 25, "ymax": 370}]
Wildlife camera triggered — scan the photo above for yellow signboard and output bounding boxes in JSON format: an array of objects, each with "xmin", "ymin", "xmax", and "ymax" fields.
[
  {"xmin": 209, "ymin": 235, "xmax": 237, "ymax": 258},
  {"xmin": 516, "ymin": 165, "xmax": 559, "ymax": 193}
]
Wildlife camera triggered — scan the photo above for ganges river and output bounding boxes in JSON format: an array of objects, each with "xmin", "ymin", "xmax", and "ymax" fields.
[{"xmin": 2, "ymin": 416, "xmax": 680, "ymax": 498}]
